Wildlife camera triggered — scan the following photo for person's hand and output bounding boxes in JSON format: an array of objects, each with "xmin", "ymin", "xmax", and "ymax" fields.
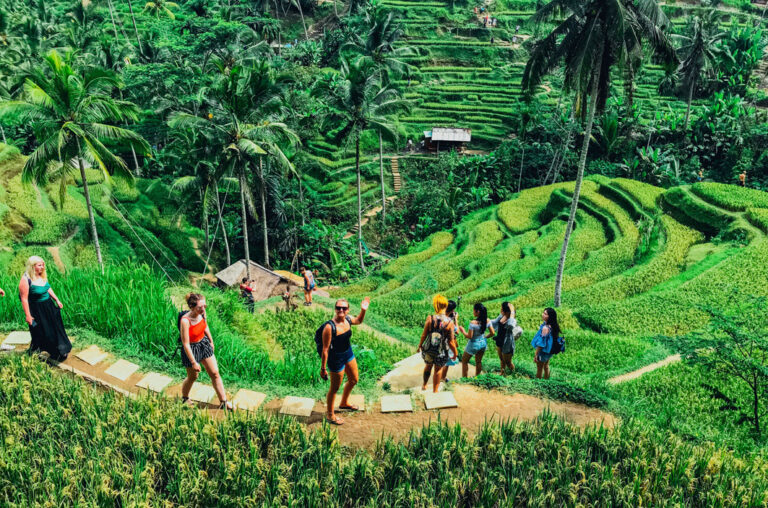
[
  {"xmin": 210, "ymin": 342, "xmax": 215, "ymax": 353},
  {"xmin": 192, "ymin": 362, "xmax": 202, "ymax": 373},
  {"xmin": 0, "ymin": 288, "xmax": 5, "ymax": 297},
  {"xmin": 361, "ymin": 296, "xmax": 370, "ymax": 310},
  {"xmin": 25, "ymin": 315, "xmax": 34, "ymax": 326},
  {"xmin": 417, "ymin": 344, "xmax": 422, "ymax": 353},
  {"xmin": 320, "ymin": 368, "xmax": 328, "ymax": 381},
  {"xmin": 56, "ymin": 300, "xmax": 63, "ymax": 309}
]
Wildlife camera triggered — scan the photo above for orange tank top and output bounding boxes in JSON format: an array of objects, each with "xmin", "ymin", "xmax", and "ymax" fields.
[{"xmin": 185, "ymin": 317, "xmax": 207, "ymax": 344}]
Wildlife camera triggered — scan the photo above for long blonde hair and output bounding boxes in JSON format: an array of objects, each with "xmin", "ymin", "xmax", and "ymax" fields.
[{"xmin": 25, "ymin": 256, "xmax": 47, "ymax": 282}]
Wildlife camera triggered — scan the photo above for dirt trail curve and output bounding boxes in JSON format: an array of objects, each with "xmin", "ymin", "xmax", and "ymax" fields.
[
  {"xmin": 46, "ymin": 226, "xmax": 80, "ymax": 274},
  {"xmin": 607, "ymin": 354, "xmax": 682, "ymax": 385}
]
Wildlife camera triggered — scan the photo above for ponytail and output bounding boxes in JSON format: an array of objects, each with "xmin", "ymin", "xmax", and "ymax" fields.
[{"xmin": 475, "ymin": 302, "xmax": 488, "ymax": 333}]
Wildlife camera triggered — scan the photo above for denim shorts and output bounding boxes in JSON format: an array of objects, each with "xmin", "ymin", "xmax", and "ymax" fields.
[
  {"xmin": 537, "ymin": 352, "xmax": 553, "ymax": 363},
  {"xmin": 464, "ymin": 338, "xmax": 487, "ymax": 356},
  {"xmin": 328, "ymin": 347, "xmax": 354, "ymax": 373}
]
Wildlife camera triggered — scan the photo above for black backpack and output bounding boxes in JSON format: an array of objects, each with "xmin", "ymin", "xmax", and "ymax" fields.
[
  {"xmin": 314, "ymin": 317, "xmax": 351, "ymax": 355},
  {"xmin": 549, "ymin": 334, "xmax": 566, "ymax": 355}
]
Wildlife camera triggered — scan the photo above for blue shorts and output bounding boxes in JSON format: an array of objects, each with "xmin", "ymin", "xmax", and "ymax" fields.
[
  {"xmin": 305, "ymin": 283, "xmax": 315, "ymax": 291},
  {"xmin": 537, "ymin": 352, "xmax": 553, "ymax": 363},
  {"xmin": 464, "ymin": 338, "xmax": 487, "ymax": 357},
  {"xmin": 328, "ymin": 347, "xmax": 354, "ymax": 373}
]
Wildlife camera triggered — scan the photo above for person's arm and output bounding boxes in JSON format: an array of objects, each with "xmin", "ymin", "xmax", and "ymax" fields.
[
  {"xmin": 204, "ymin": 323, "xmax": 214, "ymax": 351},
  {"xmin": 0, "ymin": 288, "xmax": 5, "ymax": 297},
  {"xmin": 350, "ymin": 296, "xmax": 370, "ymax": 325},
  {"xmin": 485, "ymin": 323, "xmax": 495, "ymax": 339},
  {"xmin": 458, "ymin": 322, "xmax": 472, "ymax": 339},
  {"xmin": 448, "ymin": 327, "xmax": 458, "ymax": 358},
  {"xmin": 320, "ymin": 324, "xmax": 332, "ymax": 380},
  {"xmin": 417, "ymin": 316, "xmax": 431, "ymax": 352},
  {"xmin": 47, "ymin": 287, "xmax": 63, "ymax": 309},
  {"xmin": 18, "ymin": 278, "xmax": 33, "ymax": 325},
  {"xmin": 180, "ymin": 318, "xmax": 201, "ymax": 372}
]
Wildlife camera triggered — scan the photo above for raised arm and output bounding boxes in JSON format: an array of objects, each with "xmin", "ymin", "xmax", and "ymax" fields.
[
  {"xmin": 18, "ymin": 277, "xmax": 33, "ymax": 326},
  {"xmin": 458, "ymin": 323, "xmax": 472, "ymax": 339},
  {"xmin": 350, "ymin": 296, "xmax": 370, "ymax": 325}
]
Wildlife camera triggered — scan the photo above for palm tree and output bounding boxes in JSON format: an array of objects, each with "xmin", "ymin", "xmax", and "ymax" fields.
[
  {"xmin": 0, "ymin": 50, "xmax": 150, "ymax": 270},
  {"xmin": 346, "ymin": 7, "xmax": 413, "ymax": 224},
  {"xmin": 523, "ymin": 0, "xmax": 675, "ymax": 306},
  {"xmin": 291, "ymin": 0, "xmax": 309, "ymax": 40},
  {"xmin": 314, "ymin": 56, "xmax": 406, "ymax": 270},
  {"xmin": 143, "ymin": 0, "xmax": 179, "ymax": 19},
  {"xmin": 126, "ymin": 0, "xmax": 143, "ymax": 53},
  {"xmin": 674, "ymin": 11, "xmax": 725, "ymax": 130}
]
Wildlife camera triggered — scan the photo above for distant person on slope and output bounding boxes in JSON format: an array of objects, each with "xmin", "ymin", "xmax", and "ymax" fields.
[
  {"xmin": 531, "ymin": 307, "xmax": 561, "ymax": 379},
  {"xmin": 417, "ymin": 294, "xmax": 457, "ymax": 393},
  {"xmin": 319, "ymin": 296, "xmax": 370, "ymax": 425},
  {"xmin": 458, "ymin": 302, "xmax": 494, "ymax": 378},
  {"xmin": 491, "ymin": 302, "xmax": 519, "ymax": 375},
  {"xmin": 179, "ymin": 293, "xmax": 233, "ymax": 410},
  {"xmin": 18, "ymin": 256, "xmax": 71, "ymax": 361},
  {"xmin": 739, "ymin": 171, "xmax": 747, "ymax": 187},
  {"xmin": 239, "ymin": 277, "xmax": 255, "ymax": 313},
  {"xmin": 302, "ymin": 266, "xmax": 316, "ymax": 306}
]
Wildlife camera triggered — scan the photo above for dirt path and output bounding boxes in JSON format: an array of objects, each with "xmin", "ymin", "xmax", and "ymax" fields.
[
  {"xmin": 607, "ymin": 354, "xmax": 681, "ymax": 385},
  {"xmin": 46, "ymin": 226, "xmax": 80, "ymax": 273}
]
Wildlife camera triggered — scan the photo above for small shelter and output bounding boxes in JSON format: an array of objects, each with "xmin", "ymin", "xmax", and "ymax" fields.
[
  {"xmin": 215, "ymin": 259, "xmax": 300, "ymax": 301},
  {"xmin": 423, "ymin": 127, "xmax": 471, "ymax": 153}
]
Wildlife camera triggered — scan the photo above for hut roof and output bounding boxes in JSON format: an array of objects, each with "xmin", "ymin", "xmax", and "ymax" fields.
[
  {"xmin": 215, "ymin": 260, "xmax": 299, "ymax": 301},
  {"xmin": 431, "ymin": 127, "xmax": 471, "ymax": 142}
]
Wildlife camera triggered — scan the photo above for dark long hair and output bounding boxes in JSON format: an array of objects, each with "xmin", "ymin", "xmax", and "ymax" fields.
[
  {"xmin": 544, "ymin": 307, "xmax": 560, "ymax": 339},
  {"xmin": 475, "ymin": 302, "xmax": 488, "ymax": 333},
  {"xmin": 447, "ymin": 300, "xmax": 457, "ymax": 321},
  {"xmin": 501, "ymin": 301, "xmax": 512, "ymax": 317}
]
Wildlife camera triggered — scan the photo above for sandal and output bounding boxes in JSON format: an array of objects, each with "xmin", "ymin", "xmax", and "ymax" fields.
[
  {"xmin": 326, "ymin": 414, "xmax": 344, "ymax": 425},
  {"xmin": 219, "ymin": 400, "xmax": 234, "ymax": 411},
  {"xmin": 338, "ymin": 404, "xmax": 359, "ymax": 411}
]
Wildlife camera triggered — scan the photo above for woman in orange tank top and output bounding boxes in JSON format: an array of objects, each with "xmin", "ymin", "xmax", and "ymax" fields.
[{"xmin": 179, "ymin": 292, "xmax": 233, "ymax": 410}]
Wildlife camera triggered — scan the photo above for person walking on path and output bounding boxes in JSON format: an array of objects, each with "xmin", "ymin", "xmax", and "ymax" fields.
[
  {"xmin": 739, "ymin": 171, "xmax": 747, "ymax": 187},
  {"xmin": 417, "ymin": 294, "xmax": 457, "ymax": 393},
  {"xmin": 440, "ymin": 299, "xmax": 460, "ymax": 383},
  {"xmin": 491, "ymin": 302, "xmax": 518, "ymax": 375},
  {"xmin": 18, "ymin": 256, "xmax": 71, "ymax": 361},
  {"xmin": 179, "ymin": 293, "xmax": 233, "ymax": 410},
  {"xmin": 458, "ymin": 302, "xmax": 494, "ymax": 378},
  {"xmin": 302, "ymin": 266, "xmax": 316, "ymax": 306},
  {"xmin": 320, "ymin": 296, "xmax": 370, "ymax": 425},
  {"xmin": 239, "ymin": 277, "xmax": 255, "ymax": 313},
  {"xmin": 531, "ymin": 307, "xmax": 561, "ymax": 379}
]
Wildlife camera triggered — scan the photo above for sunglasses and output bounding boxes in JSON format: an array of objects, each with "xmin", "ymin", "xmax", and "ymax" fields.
[{"xmin": 335, "ymin": 306, "xmax": 349, "ymax": 311}]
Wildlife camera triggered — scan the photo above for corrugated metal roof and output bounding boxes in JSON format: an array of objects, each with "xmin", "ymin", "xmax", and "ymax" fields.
[{"xmin": 431, "ymin": 127, "xmax": 472, "ymax": 142}]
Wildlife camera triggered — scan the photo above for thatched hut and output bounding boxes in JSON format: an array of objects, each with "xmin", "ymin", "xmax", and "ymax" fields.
[{"xmin": 215, "ymin": 260, "xmax": 300, "ymax": 301}]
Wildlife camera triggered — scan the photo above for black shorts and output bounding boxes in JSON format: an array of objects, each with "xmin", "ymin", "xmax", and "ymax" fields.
[{"xmin": 181, "ymin": 338, "xmax": 214, "ymax": 367}]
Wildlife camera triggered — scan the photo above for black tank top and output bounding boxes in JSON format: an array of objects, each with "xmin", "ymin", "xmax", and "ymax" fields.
[{"xmin": 331, "ymin": 321, "xmax": 352, "ymax": 352}]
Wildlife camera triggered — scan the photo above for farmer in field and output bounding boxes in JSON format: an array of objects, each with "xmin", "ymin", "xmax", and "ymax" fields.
[
  {"xmin": 739, "ymin": 171, "xmax": 746, "ymax": 187},
  {"xmin": 417, "ymin": 294, "xmax": 457, "ymax": 393},
  {"xmin": 18, "ymin": 256, "xmax": 71, "ymax": 361},
  {"xmin": 179, "ymin": 292, "xmax": 233, "ymax": 410},
  {"xmin": 531, "ymin": 307, "xmax": 561, "ymax": 379},
  {"xmin": 319, "ymin": 296, "xmax": 370, "ymax": 425},
  {"xmin": 302, "ymin": 265, "xmax": 315, "ymax": 306}
]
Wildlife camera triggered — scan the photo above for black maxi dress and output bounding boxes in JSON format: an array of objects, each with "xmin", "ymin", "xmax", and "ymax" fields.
[{"xmin": 26, "ymin": 278, "xmax": 71, "ymax": 360}]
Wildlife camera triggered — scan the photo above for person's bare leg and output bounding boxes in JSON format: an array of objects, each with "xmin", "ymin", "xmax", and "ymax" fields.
[
  {"xmin": 535, "ymin": 361, "xmax": 543, "ymax": 379},
  {"xmin": 422, "ymin": 364, "xmax": 433, "ymax": 390},
  {"xmin": 339, "ymin": 358, "xmax": 359, "ymax": 407},
  {"xmin": 440, "ymin": 365, "xmax": 449, "ymax": 382},
  {"xmin": 543, "ymin": 362, "xmax": 550, "ymax": 379},
  {"xmin": 496, "ymin": 347, "xmax": 505, "ymax": 375},
  {"xmin": 475, "ymin": 350, "xmax": 485, "ymax": 376},
  {"xmin": 461, "ymin": 352, "xmax": 472, "ymax": 378},
  {"xmin": 200, "ymin": 356, "xmax": 228, "ymax": 405},
  {"xmin": 327, "ymin": 370, "xmax": 344, "ymax": 422},
  {"xmin": 504, "ymin": 353, "xmax": 515, "ymax": 372},
  {"xmin": 432, "ymin": 364, "xmax": 442, "ymax": 392},
  {"xmin": 181, "ymin": 367, "xmax": 198, "ymax": 398}
]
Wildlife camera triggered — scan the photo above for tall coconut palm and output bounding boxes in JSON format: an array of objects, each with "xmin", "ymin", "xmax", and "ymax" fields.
[
  {"xmin": 0, "ymin": 50, "xmax": 150, "ymax": 270},
  {"xmin": 143, "ymin": 0, "xmax": 179, "ymax": 19},
  {"xmin": 523, "ymin": 0, "xmax": 676, "ymax": 306},
  {"xmin": 126, "ymin": 0, "xmax": 143, "ymax": 53},
  {"xmin": 314, "ymin": 56, "xmax": 406, "ymax": 270},
  {"xmin": 674, "ymin": 11, "xmax": 725, "ymax": 130}
]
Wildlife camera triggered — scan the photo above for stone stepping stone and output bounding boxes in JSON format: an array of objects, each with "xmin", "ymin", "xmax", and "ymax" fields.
[
  {"xmin": 75, "ymin": 345, "xmax": 108, "ymax": 366},
  {"xmin": 188, "ymin": 382, "xmax": 217, "ymax": 404},
  {"xmin": 232, "ymin": 389, "xmax": 267, "ymax": 412},
  {"xmin": 104, "ymin": 359, "xmax": 140, "ymax": 382},
  {"xmin": 424, "ymin": 391, "xmax": 458, "ymax": 410},
  {"xmin": 381, "ymin": 394, "xmax": 413, "ymax": 413},
  {"xmin": 394, "ymin": 353, "xmax": 423, "ymax": 368},
  {"xmin": 136, "ymin": 372, "xmax": 173, "ymax": 393},
  {"xmin": 280, "ymin": 396, "xmax": 315, "ymax": 417},
  {"xmin": 337, "ymin": 394, "xmax": 365, "ymax": 411},
  {"xmin": 2, "ymin": 331, "xmax": 31, "ymax": 346}
]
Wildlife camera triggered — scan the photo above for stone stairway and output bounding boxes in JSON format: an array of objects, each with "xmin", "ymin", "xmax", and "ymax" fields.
[{"xmin": 391, "ymin": 157, "xmax": 401, "ymax": 192}]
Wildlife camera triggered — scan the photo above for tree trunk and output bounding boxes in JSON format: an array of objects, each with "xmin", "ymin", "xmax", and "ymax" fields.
[
  {"xmin": 356, "ymin": 136, "xmax": 365, "ymax": 271},
  {"xmin": 239, "ymin": 172, "xmax": 251, "ymax": 280},
  {"xmin": 215, "ymin": 186, "xmax": 231, "ymax": 266},
  {"xmin": 298, "ymin": 171, "xmax": 305, "ymax": 226},
  {"xmin": 754, "ymin": 374, "xmax": 760, "ymax": 436},
  {"xmin": 334, "ymin": 0, "xmax": 339, "ymax": 18},
  {"xmin": 0, "ymin": 125, "xmax": 6, "ymax": 145},
  {"xmin": 517, "ymin": 145, "xmax": 525, "ymax": 193},
  {"xmin": 684, "ymin": 76, "xmax": 695, "ymax": 131},
  {"xmin": 78, "ymin": 156, "xmax": 104, "ymax": 271},
  {"xmin": 379, "ymin": 130, "xmax": 386, "ymax": 225},
  {"xmin": 131, "ymin": 144, "xmax": 140, "ymax": 177},
  {"xmin": 295, "ymin": 0, "xmax": 309, "ymax": 40},
  {"xmin": 126, "ymin": 0, "xmax": 143, "ymax": 54},
  {"xmin": 106, "ymin": 0, "xmax": 119, "ymax": 40},
  {"xmin": 625, "ymin": 61, "xmax": 635, "ymax": 112},
  {"xmin": 260, "ymin": 157, "xmax": 270, "ymax": 269},
  {"xmin": 553, "ymin": 65, "xmax": 601, "ymax": 307}
]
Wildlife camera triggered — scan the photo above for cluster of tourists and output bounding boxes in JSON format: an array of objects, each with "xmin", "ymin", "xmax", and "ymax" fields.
[{"xmin": 10, "ymin": 255, "xmax": 564, "ymax": 424}]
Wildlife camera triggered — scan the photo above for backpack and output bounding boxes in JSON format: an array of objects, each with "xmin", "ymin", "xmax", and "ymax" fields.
[
  {"xmin": 314, "ymin": 316, "xmax": 351, "ymax": 355},
  {"xmin": 177, "ymin": 310, "xmax": 190, "ymax": 334},
  {"xmin": 549, "ymin": 334, "xmax": 566, "ymax": 355},
  {"xmin": 423, "ymin": 316, "xmax": 448, "ymax": 356}
]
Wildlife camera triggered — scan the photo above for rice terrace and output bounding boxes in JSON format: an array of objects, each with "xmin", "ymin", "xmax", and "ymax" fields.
[{"xmin": 2, "ymin": 0, "xmax": 768, "ymax": 504}]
